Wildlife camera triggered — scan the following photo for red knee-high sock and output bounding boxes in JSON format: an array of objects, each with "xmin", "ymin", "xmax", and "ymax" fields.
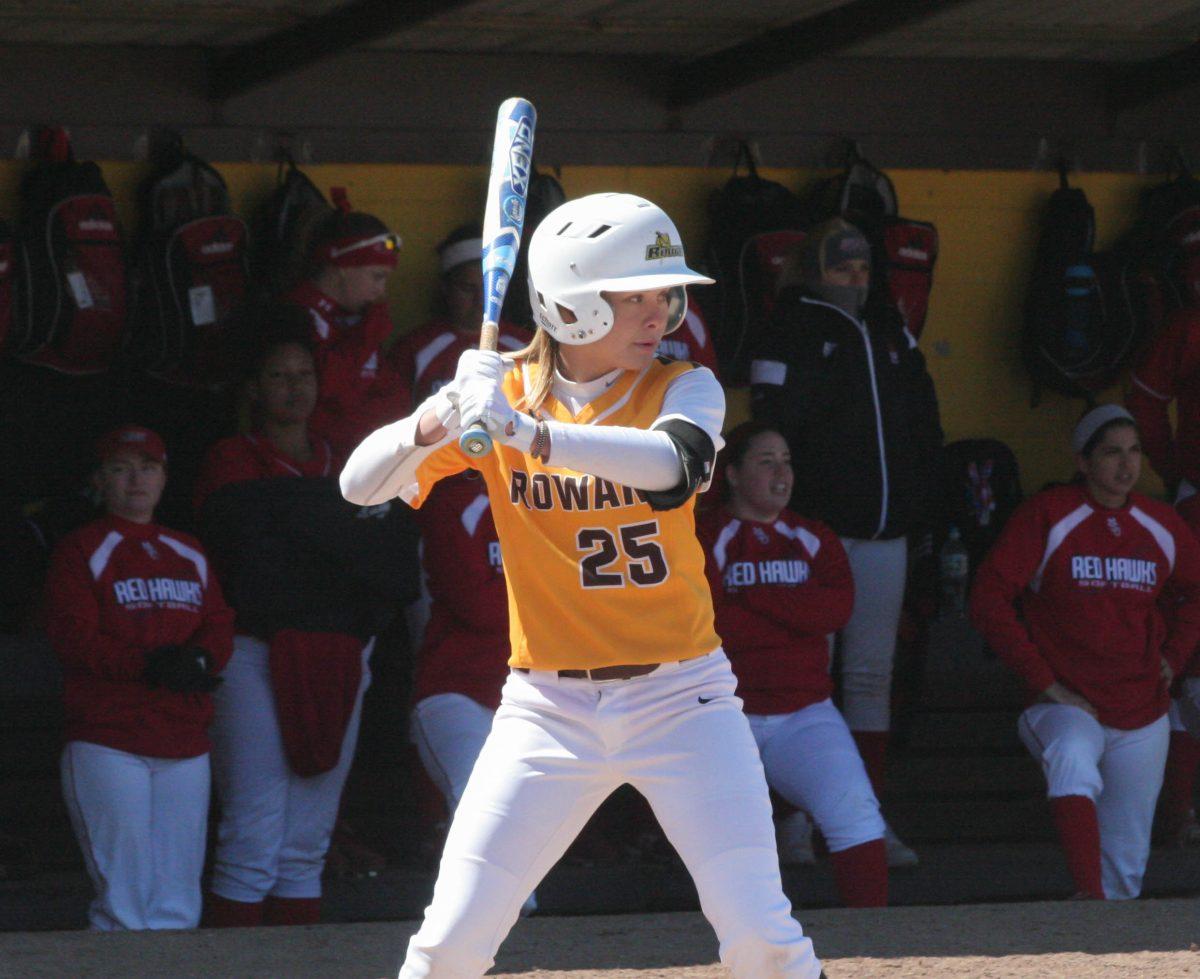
[
  {"xmin": 829, "ymin": 838, "xmax": 888, "ymax": 907},
  {"xmin": 202, "ymin": 893, "xmax": 264, "ymax": 928},
  {"xmin": 1160, "ymin": 731, "xmax": 1200, "ymax": 837},
  {"xmin": 851, "ymin": 731, "xmax": 889, "ymax": 799},
  {"xmin": 262, "ymin": 896, "xmax": 321, "ymax": 926},
  {"xmin": 1050, "ymin": 795, "xmax": 1104, "ymax": 899}
]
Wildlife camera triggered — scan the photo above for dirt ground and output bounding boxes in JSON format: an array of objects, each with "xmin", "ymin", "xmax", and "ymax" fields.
[{"xmin": 2, "ymin": 899, "xmax": 1199, "ymax": 977}]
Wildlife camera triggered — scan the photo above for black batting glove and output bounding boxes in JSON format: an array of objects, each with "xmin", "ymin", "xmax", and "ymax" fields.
[{"xmin": 143, "ymin": 645, "xmax": 222, "ymax": 693}]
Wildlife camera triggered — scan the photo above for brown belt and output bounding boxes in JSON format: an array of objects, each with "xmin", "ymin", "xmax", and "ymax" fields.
[{"xmin": 515, "ymin": 663, "xmax": 661, "ymax": 682}]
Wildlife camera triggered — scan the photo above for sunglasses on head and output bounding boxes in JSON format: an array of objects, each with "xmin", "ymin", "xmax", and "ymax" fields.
[{"xmin": 329, "ymin": 232, "xmax": 402, "ymax": 259}]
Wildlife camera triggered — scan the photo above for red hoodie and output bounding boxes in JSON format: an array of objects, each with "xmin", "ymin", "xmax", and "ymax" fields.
[
  {"xmin": 656, "ymin": 306, "xmax": 721, "ymax": 380},
  {"xmin": 284, "ymin": 281, "xmax": 411, "ymax": 458},
  {"xmin": 699, "ymin": 506, "xmax": 854, "ymax": 715},
  {"xmin": 389, "ymin": 319, "xmax": 532, "ymax": 407},
  {"xmin": 970, "ymin": 483, "xmax": 1200, "ymax": 729},
  {"xmin": 45, "ymin": 514, "xmax": 234, "ymax": 758},
  {"xmin": 412, "ymin": 474, "xmax": 510, "ymax": 711},
  {"xmin": 193, "ymin": 431, "xmax": 338, "ymax": 513}
]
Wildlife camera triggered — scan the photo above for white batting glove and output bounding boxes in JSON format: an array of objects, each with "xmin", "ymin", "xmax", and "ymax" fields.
[
  {"xmin": 454, "ymin": 348, "xmax": 507, "ymax": 387},
  {"xmin": 457, "ymin": 374, "xmax": 536, "ymax": 451},
  {"xmin": 427, "ymin": 382, "xmax": 462, "ymax": 435}
]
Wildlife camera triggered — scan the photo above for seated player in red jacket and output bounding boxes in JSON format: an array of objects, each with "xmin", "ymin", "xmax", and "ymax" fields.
[
  {"xmin": 388, "ymin": 224, "xmax": 532, "ymax": 407},
  {"xmin": 284, "ymin": 196, "xmax": 410, "ymax": 459},
  {"xmin": 698, "ymin": 421, "xmax": 888, "ymax": 907},
  {"xmin": 971, "ymin": 404, "xmax": 1200, "ymax": 899},
  {"xmin": 195, "ymin": 319, "xmax": 416, "ymax": 927},
  {"xmin": 45, "ymin": 425, "xmax": 233, "ymax": 930}
]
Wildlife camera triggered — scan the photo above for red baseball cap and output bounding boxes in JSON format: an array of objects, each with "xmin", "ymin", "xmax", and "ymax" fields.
[{"xmin": 96, "ymin": 425, "xmax": 167, "ymax": 464}]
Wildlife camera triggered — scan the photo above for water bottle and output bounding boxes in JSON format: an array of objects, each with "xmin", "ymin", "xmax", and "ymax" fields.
[{"xmin": 940, "ymin": 526, "xmax": 969, "ymax": 618}]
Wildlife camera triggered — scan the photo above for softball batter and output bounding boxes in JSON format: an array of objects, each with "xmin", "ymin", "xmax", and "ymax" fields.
[
  {"xmin": 971, "ymin": 405, "xmax": 1200, "ymax": 898},
  {"xmin": 343, "ymin": 193, "xmax": 823, "ymax": 978}
]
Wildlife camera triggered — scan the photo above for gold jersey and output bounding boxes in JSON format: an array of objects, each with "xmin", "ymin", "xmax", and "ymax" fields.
[{"xmin": 410, "ymin": 357, "xmax": 721, "ymax": 670}]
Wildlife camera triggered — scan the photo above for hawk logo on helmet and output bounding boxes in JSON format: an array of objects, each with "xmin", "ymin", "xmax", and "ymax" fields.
[{"xmin": 645, "ymin": 232, "xmax": 683, "ymax": 262}]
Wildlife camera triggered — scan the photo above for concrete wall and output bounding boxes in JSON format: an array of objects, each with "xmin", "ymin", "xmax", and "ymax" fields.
[{"xmin": 0, "ymin": 45, "xmax": 1199, "ymax": 172}]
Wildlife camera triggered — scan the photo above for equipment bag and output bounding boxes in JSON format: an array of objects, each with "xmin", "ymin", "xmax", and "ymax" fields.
[
  {"xmin": 132, "ymin": 132, "xmax": 249, "ymax": 388},
  {"xmin": 800, "ymin": 147, "xmax": 898, "ymax": 232},
  {"xmin": 699, "ymin": 142, "xmax": 807, "ymax": 383},
  {"xmin": 14, "ymin": 128, "xmax": 127, "ymax": 375},
  {"xmin": 882, "ymin": 218, "xmax": 939, "ymax": 339},
  {"xmin": 800, "ymin": 145, "xmax": 939, "ymax": 339},
  {"xmin": 252, "ymin": 154, "xmax": 332, "ymax": 299},
  {"xmin": 1138, "ymin": 163, "xmax": 1200, "ymax": 309},
  {"xmin": 0, "ymin": 219, "xmax": 13, "ymax": 353},
  {"xmin": 939, "ymin": 437, "xmax": 1023, "ymax": 578},
  {"xmin": 1103, "ymin": 162, "xmax": 1200, "ymax": 357},
  {"xmin": 503, "ymin": 162, "xmax": 567, "ymax": 330},
  {"xmin": 1022, "ymin": 168, "xmax": 1135, "ymax": 403},
  {"xmin": 737, "ymin": 228, "xmax": 807, "ymax": 335}
]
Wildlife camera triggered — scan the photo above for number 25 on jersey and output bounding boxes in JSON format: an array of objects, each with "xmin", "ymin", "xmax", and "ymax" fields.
[{"xmin": 577, "ymin": 520, "xmax": 668, "ymax": 588}]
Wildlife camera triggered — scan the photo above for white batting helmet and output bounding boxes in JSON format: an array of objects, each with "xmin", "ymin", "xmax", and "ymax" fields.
[{"xmin": 525, "ymin": 193, "xmax": 714, "ymax": 345}]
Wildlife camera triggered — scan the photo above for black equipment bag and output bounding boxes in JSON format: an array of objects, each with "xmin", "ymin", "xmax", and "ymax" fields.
[
  {"xmin": 698, "ymin": 142, "xmax": 807, "ymax": 383},
  {"xmin": 1022, "ymin": 167, "xmax": 1135, "ymax": 403},
  {"xmin": 13, "ymin": 127, "xmax": 127, "ymax": 375},
  {"xmin": 502, "ymin": 162, "xmax": 566, "ymax": 330},
  {"xmin": 132, "ymin": 132, "xmax": 249, "ymax": 388},
  {"xmin": 252, "ymin": 154, "xmax": 332, "ymax": 300},
  {"xmin": 800, "ymin": 146, "xmax": 898, "ymax": 232},
  {"xmin": 939, "ymin": 437, "xmax": 1023, "ymax": 577},
  {"xmin": 1105, "ymin": 159, "xmax": 1200, "ymax": 360}
]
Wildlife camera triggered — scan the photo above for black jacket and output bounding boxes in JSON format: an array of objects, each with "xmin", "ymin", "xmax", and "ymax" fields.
[
  {"xmin": 750, "ymin": 291, "xmax": 943, "ymax": 540},
  {"xmin": 199, "ymin": 476, "xmax": 420, "ymax": 640}
]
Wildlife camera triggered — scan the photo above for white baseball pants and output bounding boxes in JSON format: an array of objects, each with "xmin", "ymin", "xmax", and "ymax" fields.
[
  {"xmin": 748, "ymin": 699, "xmax": 886, "ymax": 852},
  {"xmin": 61, "ymin": 741, "xmax": 210, "ymax": 930},
  {"xmin": 837, "ymin": 536, "xmax": 908, "ymax": 732},
  {"xmin": 411, "ymin": 693, "xmax": 497, "ymax": 811},
  {"xmin": 398, "ymin": 650, "xmax": 821, "ymax": 979},
  {"xmin": 1019, "ymin": 703, "xmax": 1169, "ymax": 899},
  {"xmin": 208, "ymin": 634, "xmax": 372, "ymax": 903}
]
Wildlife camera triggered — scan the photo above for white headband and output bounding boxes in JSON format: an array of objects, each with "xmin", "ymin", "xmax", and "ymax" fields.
[
  {"xmin": 439, "ymin": 237, "xmax": 482, "ymax": 273},
  {"xmin": 1071, "ymin": 404, "xmax": 1136, "ymax": 455}
]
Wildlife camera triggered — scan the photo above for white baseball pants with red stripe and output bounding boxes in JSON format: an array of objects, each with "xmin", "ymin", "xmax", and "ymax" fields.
[
  {"xmin": 207, "ymin": 634, "xmax": 372, "ymax": 903},
  {"xmin": 1019, "ymin": 703, "xmax": 1169, "ymax": 899},
  {"xmin": 398, "ymin": 649, "xmax": 822, "ymax": 979},
  {"xmin": 837, "ymin": 536, "xmax": 908, "ymax": 732},
  {"xmin": 748, "ymin": 698, "xmax": 885, "ymax": 852},
  {"xmin": 411, "ymin": 692, "xmax": 496, "ymax": 811},
  {"xmin": 61, "ymin": 741, "xmax": 210, "ymax": 930}
]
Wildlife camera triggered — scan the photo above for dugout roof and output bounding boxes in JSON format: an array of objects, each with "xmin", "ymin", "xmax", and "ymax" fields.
[{"xmin": 5, "ymin": 1, "xmax": 1200, "ymax": 113}]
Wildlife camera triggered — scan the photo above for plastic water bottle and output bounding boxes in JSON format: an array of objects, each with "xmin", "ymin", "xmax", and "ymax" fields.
[{"xmin": 940, "ymin": 526, "xmax": 969, "ymax": 618}]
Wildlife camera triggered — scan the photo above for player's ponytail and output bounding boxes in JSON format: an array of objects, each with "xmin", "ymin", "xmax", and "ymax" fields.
[{"xmin": 514, "ymin": 329, "xmax": 558, "ymax": 414}]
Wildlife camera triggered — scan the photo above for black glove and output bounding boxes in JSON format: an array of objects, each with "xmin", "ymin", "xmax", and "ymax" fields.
[{"xmin": 143, "ymin": 645, "xmax": 222, "ymax": 693}]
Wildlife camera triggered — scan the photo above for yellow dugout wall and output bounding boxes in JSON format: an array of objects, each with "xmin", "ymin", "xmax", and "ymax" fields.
[{"xmin": 0, "ymin": 162, "xmax": 1165, "ymax": 498}]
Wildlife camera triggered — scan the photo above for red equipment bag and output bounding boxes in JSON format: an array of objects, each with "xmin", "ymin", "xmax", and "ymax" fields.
[{"xmin": 13, "ymin": 127, "xmax": 127, "ymax": 375}]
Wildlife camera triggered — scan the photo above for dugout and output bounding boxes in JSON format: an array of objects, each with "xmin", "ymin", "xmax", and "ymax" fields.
[{"xmin": 3, "ymin": 0, "xmax": 1200, "ymax": 925}]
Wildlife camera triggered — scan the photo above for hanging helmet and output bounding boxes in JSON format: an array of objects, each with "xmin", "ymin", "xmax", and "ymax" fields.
[{"xmin": 525, "ymin": 193, "xmax": 714, "ymax": 345}]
